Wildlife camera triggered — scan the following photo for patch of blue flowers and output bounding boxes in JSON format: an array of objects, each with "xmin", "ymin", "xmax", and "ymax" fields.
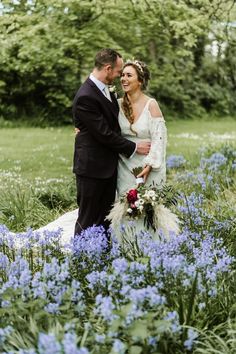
[{"xmin": 0, "ymin": 145, "xmax": 235, "ymax": 353}]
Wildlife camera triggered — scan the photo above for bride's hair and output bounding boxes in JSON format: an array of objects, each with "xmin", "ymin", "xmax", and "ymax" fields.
[{"xmin": 121, "ymin": 60, "xmax": 150, "ymax": 135}]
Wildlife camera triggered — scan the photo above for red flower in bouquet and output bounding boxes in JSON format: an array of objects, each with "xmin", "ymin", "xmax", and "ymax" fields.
[{"xmin": 127, "ymin": 189, "xmax": 138, "ymax": 204}]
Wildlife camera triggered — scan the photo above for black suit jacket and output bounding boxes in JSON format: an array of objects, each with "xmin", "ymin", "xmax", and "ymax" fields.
[{"xmin": 72, "ymin": 78, "xmax": 136, "ymax": 179}]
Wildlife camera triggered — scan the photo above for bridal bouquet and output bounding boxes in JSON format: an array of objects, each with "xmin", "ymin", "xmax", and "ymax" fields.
[
  {"xmin": 122, "ymin": 183, "xmax": 179, "ymax": 231},
  {"xmin": 107, "ymin": 167, "xmax": 180, "ymax": 238}
]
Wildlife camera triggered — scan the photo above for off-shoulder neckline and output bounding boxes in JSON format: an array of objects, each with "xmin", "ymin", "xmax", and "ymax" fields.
[{"xmin": 119, "ymin": 98, "xmax": 164, "ymax": 124}]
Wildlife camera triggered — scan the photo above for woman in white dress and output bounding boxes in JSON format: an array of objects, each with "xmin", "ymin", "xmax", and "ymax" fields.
[
  {"xmin": 107, "ymin": 60, "xmax": 180, "ymax": 242},
  {"xmin": 117, "ymin": 60, "xmax": 166, "ymax": 196}
]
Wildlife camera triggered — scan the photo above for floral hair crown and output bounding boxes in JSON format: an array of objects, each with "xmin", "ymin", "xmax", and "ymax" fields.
[{"xmin": 126, "ymin": 59, "xmax": 144, "ymax": 73}]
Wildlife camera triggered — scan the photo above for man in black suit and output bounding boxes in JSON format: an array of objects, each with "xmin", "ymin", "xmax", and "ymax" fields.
[{"xmin": 72, "ymin": 48, "xmax": 150, "ymax": 236}]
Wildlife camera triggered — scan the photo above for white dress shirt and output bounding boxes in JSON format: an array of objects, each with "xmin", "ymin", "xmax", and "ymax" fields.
[
  {"xmin": 89, "ymin": 74, "xmax": 111, "ymax": 101},
  {"xmin": 89, "ymin": 73, "xmax": 136, "ymax": 157}
]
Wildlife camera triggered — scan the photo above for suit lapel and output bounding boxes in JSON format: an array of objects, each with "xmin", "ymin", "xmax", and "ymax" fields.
[{"xmin": 86, "ymin": 78, "xmax": 119, "ymax": 117}]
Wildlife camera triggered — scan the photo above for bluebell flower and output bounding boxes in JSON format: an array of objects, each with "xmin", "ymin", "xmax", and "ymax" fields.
[
  {"xmin": 166, "ymin": 155, "xmax": 186, "ymax": 169},
  {"xmin": 208, "ymin": 287, "xmax": 217, "ymax": 297},
  {"xmin": 164, "ymin": 311, "xmax": 181, "ymax": 333},
  {"xmin": 62, "ymin": 332, "xmax": 80, "ymax": 354},
  {"xmin": 32, "ymin": 277, "xmax": 47, "ymax": 299},
  {"xmin": 129, "ymin": 261, "xmax": 147, "ymax": 273},
  {"xmin": 1, "ymin": 300, "xmax": 10, "ymax": 307},
  {"xmin": 120, "ymin": 285, "xmax": 132, "ymax": 297},
  {"xmin": 200, "ymin": 152, "xmax": 227, "ymax": 172},
  {"xmin": 95, "ymin": 334, "xmax": 106, "ymax": 343},
  {"xmin": 112, "ymin": 258, "xmax": 128, "ymax": 274},
  {"xmin": 0, "ymin": 326, "xmax": 13, "ymax": 346},
  {"xmin": 128, "ymin": 286, "xmax": 165, "ymax": 307},
  {"xmin": 86, "ymin": 270, "xmax": 108, "ymax": 289},
  {"xmin": 198, "ymin": 302, "xmax": 206, "ymax": 310},
  {"xmin": 148, "ymin": 336, "xmax": 157, "ymax": 346},
  {"xmin": 0, "ymin": 252, "xmax": 9, "ymax": 270},
  {"xmin": 71, "ymin": 279, "xmax": 84, "ymax": 304},
  {"xmin": 184, "ymin": 328, "xmax": 198, "ymax": 350},
  {"xmin": 76, "ymin": 348, "xmax": 89, "ymax": 354},
  {"xmin": 19, "ymin": 268, "xmax": 32, "ymax": 287},
  {"xmin": 38, "ymin": 333, "xmax": 61, "ymax": 354},
  {"xmin": 112, "ymin": 339, "xmax": 126, "ymax": 353},
  {"xmin": 124, "ymin": 304, "xmax": 145, "ymax": 326},
  {"xmin": 109, "ymin": 236, "xmax": 121, "ymax": 259},
  {"xmin": 94, "ymin": 295, "xmax": 117, "ymax": 323},
  {"xmin": 44, "ymin": 303, "xmax": 60, "ymax": 314},
  {"xmin": 72, "ymin": 226, "xmax": 108, "ymax": 264}
]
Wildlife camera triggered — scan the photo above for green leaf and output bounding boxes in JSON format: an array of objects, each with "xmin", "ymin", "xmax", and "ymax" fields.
[
  {"xmin": 128, "ymin": 320, "xmax": 149, "ymax": 340},
  {"xmin": 129, "ymin": 345, "xmax": 143, "ymax": 354}
]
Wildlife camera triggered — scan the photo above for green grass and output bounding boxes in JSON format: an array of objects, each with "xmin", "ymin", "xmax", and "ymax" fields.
[
  {"xmin": 0, "ymin": 119, "xmax": 235, "ymax": 180},
  {"xmin": 167, "ymin": 119, "xmax": 236, "ymax": 160},
  {"xmin": 0, "ymin": 126, "xmax": 75, "ymax": 180}
]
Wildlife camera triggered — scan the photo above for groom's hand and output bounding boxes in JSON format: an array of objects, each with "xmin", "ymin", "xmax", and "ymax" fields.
[{"xmin": 136, "ymin": 141, "xmax": 151, "ymax": 155}]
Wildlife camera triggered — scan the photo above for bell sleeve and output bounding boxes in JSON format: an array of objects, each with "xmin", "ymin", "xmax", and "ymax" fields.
[{"xmin": 142, "ymin": 116, "xmax": 167, "ymax": 170}]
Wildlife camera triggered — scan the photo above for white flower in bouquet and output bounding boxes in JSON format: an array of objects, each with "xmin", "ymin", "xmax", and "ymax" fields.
[
  {"xmin": 138, "ymin": 205, "xmax": 144, "ymax": 212},
  {"xmin": 106, "ymin": 166, "xmax": 181, "ymax": 239},
  {"xmin": 148, "ymin": 190, "xmax": 156, "ymax": 198},
  {"xmin": 139, "ymin": 198, "xmax": 145, "ymax": 205}
]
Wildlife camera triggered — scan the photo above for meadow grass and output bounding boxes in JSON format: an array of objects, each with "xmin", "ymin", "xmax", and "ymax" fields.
[
  {"xmin": 167, "ymin": 119, "xmax": 236, "ymax": 161},
  {"xmin": 0, "ymin": 126, "xmax": 75, "ymax": 180},
  {"xmin": 0, "ymin": 120, "xmax": 236, "ymax": 353},
  {"xmin": 0, "ymin": 119, "xmax": 235, "ymax": 181}
]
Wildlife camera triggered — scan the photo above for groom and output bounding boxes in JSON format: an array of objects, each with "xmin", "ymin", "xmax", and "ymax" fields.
[{"xmin": 72, "ymin": 48, "xmax": 150, "ymax": 236}]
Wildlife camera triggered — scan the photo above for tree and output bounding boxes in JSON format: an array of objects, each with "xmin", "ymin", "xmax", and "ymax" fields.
[{"xmin": 0, "ymin": 0, "xmax": 235, "ymax": 123}]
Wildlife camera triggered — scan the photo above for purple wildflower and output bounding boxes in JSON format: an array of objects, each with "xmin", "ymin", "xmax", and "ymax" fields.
[
  {"xmin": 166, "ymin": 155, "xmax": 186, "ymax": 169},
  {"xmin": 184, "ymin": 328, "xmax": 198, "ymax": 350},
  {"xmin": 94, "ymin": 294, "xmax": 117, "ymax": 323},
  {"xmin": 38, "ymin": 333, "xmax": 61, "ymax": 354}
]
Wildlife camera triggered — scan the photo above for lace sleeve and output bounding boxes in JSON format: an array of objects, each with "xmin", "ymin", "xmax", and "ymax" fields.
[{"xmin": 143, "ymin": 116, "xmax": 167, "ymax": 169}]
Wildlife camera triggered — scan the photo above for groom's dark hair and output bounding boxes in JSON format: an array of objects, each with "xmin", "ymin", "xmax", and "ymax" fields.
[{"xmin": 94, "ymin": 48, "xmax": 122, "ymax": 70}]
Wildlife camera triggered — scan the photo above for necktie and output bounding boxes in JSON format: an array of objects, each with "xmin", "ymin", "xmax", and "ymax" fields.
[{"xmin": 103, "ymin": 85, "xmax": 111, "ymax": 101}]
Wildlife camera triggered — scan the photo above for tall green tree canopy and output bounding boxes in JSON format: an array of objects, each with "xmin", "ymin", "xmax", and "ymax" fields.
[{"xmin": 0, "ymin": 0, "xmax": 235, "ymax": 124}]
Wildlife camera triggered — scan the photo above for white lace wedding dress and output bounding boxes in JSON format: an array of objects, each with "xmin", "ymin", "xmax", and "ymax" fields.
[
  {"xmin": 36, "ymin": 209, "xmax": 78, "ymax": 245},
  {"xmin": 117, "ymin": 98, "xmax": 166, "ymax": 195},
  {"xmin": 107, "ymin": 98, "xmax": 180, "ymax": 243}
]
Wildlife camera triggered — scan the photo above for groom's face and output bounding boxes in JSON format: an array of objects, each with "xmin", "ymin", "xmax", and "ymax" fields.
[{"xmin": 105, "ymin": 57, "xmax": 123, "ymax": 84}]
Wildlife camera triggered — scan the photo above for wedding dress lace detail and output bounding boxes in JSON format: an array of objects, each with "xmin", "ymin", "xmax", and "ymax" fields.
[{"xmin": 142, "ymin": 112, "xmax": 167, "ymax": 169}]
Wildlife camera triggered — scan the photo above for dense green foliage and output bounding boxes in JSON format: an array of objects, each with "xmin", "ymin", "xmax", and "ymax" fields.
[{"xmin": 0, "ymin": 0, "xmax": 236, "ymax": 124}]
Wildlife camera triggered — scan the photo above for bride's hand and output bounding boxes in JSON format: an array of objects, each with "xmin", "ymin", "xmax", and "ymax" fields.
[
  {"xmin": 75, "ymin": 128, "xmax": 80, "ymax": 135},
  {"xmin": 137, "ymin": 165, "xmax": 152, "ymax": 183}
]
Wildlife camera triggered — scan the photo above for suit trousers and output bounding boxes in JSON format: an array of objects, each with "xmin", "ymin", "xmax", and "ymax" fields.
[{"xmin": 74, "ymin": 171, "xmax": 117, "ymax": 236}]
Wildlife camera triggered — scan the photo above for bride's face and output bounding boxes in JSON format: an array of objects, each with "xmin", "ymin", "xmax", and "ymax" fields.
[{"xmin": 121, "ymin": 65, "xmax": 142, "ymax": 93}]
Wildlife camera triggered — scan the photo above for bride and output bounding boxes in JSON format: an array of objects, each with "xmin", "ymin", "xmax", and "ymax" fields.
[
  {"xmin": 37, "ymin": 60, "xmax": 178, "ymax": 244},
  {"xmin": 117, "ymin": 60, "xmax": 166, "ymax": 195},
  {"xmin": 107, "ymin": 60, "xmax": 179, "ymax": 242}
]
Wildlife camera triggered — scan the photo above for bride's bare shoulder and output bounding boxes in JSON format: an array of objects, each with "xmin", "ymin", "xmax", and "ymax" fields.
[{"xmin": 148, "ymin": 98, "xmax": 163, "ymax": 118}]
